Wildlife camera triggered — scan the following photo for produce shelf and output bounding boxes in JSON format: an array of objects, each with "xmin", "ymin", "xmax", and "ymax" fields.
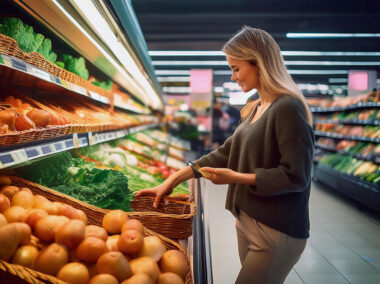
[
  {"xmin": 314, "ymin": 131, "xmax": 380, "ymax": 143},
  {"xmin": 0, "ymin": 122, "xmax": 163, "ymax": 169},
  {"xmin": 313, "ymin": 163, "xmax": 380, "ymax": 212},
  {"xmin": 0, "ymin": 53, "xmax": 148, "ymax": 114},
  {"xmin": 310, "ymin": 102, "xmax": 380, "ymax": 113},
  {"xmin": 315, "ymin": 119, "xmax": 380, "ymax": 126},
  {"xmin": 315, "ymin": 144, "xmax": 380, "ymax": 163}
]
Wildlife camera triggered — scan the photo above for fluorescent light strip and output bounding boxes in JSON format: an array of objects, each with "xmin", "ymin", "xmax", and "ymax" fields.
[
  {"xmin": 328, "ymin": 78, "xmax": 348, "ymax": 83},
  {"xmin": 287, "ymin": 33, "xmax": 380, "ymax": 38},
  {"xmin": 156, "ymin": 70, "xmax": 349, "ymax": 76},
  {"xmin": 157, "ymin": 76, "xmax": 190, "ymax": 82},
  {"xmin": 153, "ymin": 60, "xmax": 380, "ymax": 66},
  {"xmin": 214, "ymin": 87, "xmax": 224, "ymax": 93},
  {"xmin": 156, "ymin": 70, "xmax": 191, "ymax": 75},
  {"xmin": 59, "ymin": 0, "xmax": 161, "ymax": 109},
  {"xmin": 150, "ymin": 50, "xmax": 380, "ymax": 57},
  {"xmin": 162, "ymin": 86, "xmax": 191, "ymax": 93}
]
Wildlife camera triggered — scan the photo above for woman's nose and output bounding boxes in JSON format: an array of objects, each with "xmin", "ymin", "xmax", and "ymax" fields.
[{"xmin": 231, "ymin": 74, "xmax": 236, "ymax": 82}]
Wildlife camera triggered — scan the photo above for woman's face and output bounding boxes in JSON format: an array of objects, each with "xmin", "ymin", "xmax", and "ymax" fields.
[{"xmin": 226, "ymin": 55, "xmax": 260, "ymax": 92}]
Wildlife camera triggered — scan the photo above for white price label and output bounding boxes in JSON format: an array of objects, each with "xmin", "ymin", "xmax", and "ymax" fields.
[
  {"xmin": 88, "ymin": 132, "xmax": 94, "ymax": 145},
  {"xmin": 10, "ymin": 149, "xmax": 28, "ymax": 164},
  {"xmin": 26, "ymin": 65, "xmax": 51, "ymax": 81},
  {"xmin": 73, "ymin": 133, "xmax": 80, "ymax": 148}
]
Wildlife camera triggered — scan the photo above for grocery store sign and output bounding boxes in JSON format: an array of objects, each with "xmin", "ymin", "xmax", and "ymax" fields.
[{"xmin": 190, "ymin": 69, "xmax": 213, "ymax": 110}]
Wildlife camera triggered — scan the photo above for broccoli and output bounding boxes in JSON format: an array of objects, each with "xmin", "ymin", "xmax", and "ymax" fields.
[
  {"xmin": 37, "ymin": 38, "xmax": 52, "ymax": 59},
  {"xmin": 32, "ymin": 33, "xmax": 45, "ymax": 52},
  {"xmin": 48, "ymin": 51, "xmax": 57, "ymax": 63},
  {"xmin": 1, "ymin": 18, "xmax": 26, "ymax": 46},
  {"xmin": 92, "ymin": 79, "xmax": 113, "ymax": 90},
  {"xmin": 62, "ymin": 54, "xmax": 89, "ymax": 80},
  {"xmin": 55, "ymin": 61, "xmax": 65, "ymax": 69}
]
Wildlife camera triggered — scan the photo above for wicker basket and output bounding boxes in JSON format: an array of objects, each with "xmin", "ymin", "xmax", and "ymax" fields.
[
  {"xmin": 0, "ymin": 34, "xmax": 25, "ymax": 61},
  {"xmin": 131, "ymin": 196, "xmax": 196, "ymax": 239},
  {"xmin": 1, "ymin": 175, "xmax": 192, "ymax": 284}
]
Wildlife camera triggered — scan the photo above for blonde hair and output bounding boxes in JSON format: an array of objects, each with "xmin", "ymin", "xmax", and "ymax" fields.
[{"xmin": 222, "ymin": 26, "xmax": 313, "ymax": 125}]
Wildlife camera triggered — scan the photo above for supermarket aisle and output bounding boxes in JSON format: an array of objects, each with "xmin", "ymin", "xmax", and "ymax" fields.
[{"xmin": 204, "ymin": 180, "xmax": 380, "ymax": 284}]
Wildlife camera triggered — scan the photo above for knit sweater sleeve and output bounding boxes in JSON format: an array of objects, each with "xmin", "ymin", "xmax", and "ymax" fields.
[
  {"xmin": 253, "ymin": 98, "xmax": 314, "ymax": 196},
  {"xmin": 194, "ymin": 135, "xmax": 232, "ymax": 170}
]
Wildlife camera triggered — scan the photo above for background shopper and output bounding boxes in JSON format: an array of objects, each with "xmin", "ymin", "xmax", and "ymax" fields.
[{"xmin": 137, "ymin": 26, "xmax": 314, "ymax": 284}]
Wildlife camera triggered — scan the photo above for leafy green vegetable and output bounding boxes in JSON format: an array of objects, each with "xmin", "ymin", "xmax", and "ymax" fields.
[
  {"xmin": 62, "ymin": 54, "xmax": 89, "ymax": 80},
  {"xmin": 16, "ymin": 151, "xmax": 132, "ymax": 211},
  {"xmin": 92, "ymin": 80, "xmax": 113, "ymax": 91}
]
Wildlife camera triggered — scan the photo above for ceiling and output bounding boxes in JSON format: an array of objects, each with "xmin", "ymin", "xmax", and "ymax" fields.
[{"xmin": 132, "ymin": 0, "xmax": 380, "ymax": 95}]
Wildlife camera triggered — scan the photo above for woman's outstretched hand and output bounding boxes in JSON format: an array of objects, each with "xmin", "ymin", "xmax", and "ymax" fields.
[
  {"xmin": 200, "ymin": 167, "xmax": 239, "ymax": 184},
  {"xmin": 135, "ymin": 183, "xmax": 173, "ymax": 208}
]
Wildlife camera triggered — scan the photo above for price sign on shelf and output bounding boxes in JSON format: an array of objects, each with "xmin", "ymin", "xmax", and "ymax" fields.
[
  {"xmin": 10, "ymin": 149, "xmax": 28, "ymax": 164},
  {"xmin": 73, "ymin": 133, "xmax": 80, "ymax": 148},
  {"xmin": 26, "ymin": 65, "xmax": 51, "ymax": 81},
  {"xmin": 88, "ymin": 132, "xmax": 94, "ymax": 145}
]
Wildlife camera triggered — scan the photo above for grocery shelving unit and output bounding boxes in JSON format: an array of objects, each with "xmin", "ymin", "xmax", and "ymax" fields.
[{"xmin": 312, "ymin": 99, "xmax": 380, "ymax": 212}]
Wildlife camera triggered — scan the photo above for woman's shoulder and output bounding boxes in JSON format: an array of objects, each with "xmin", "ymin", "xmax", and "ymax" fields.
[{"xmin": 271, "ymin": 95, "xmax": 307, "ymax": 120}]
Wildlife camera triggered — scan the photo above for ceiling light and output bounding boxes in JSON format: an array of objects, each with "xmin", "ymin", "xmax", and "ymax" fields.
[
  {"xmin": 328, "ymin": 78, "xmax": 348, "ymax": 83},
  {"xmin": 214, "ymin": 87, "xmax": 224, "ymax": 93},
  {"xmin": 157, "ymin": 76, "xmax": 190, "ymax": 82},
  {"xmin": 155, "ymin": 70, "xmax": 191, "ymax": 75},
  {"xmin": 149, "ymin": 50, "xmax": 380, "ymax": 57},
  {"xmin": 284, "ymin": 61, "xmax": 380, "ymax": 66},
  {"xmin": 162, "ymin": 86, "xmax": 191, "ymax": 93},
  {"xmin": 287, "ymin": 33, "xmax": 380, "ymax": 38},
  {"xmin": 153, "ymin": 61, "xmax": 228, "ymax": 66}
]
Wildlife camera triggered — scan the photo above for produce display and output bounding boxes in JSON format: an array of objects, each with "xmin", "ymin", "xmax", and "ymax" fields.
[
  {"xmin": 318, "ymin": 153, "xmax": 380, "ymax": 184},
  {"xmin": 16, "ymin": 152, "xmax": 133, "ymax": 212},
  {"xmin": 315, "ymin": 123, "xmax": 380, "ymax": 139},
  {"xmin": 307, "ymin": 89, "xmax": 380, "ymax": 108},
  {"xmin": 0, "ymin": 179, "xmax": 189, "ymax": 284},
  {"xmin": 316, "ymin": 109, "xmax": 379, "ymax": 122},
  {"xmin": 0, "ymin": 88, "xmax": 156, "ymax": 135}
]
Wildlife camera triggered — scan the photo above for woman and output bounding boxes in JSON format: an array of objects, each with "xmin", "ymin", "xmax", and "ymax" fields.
[{"xmin": 136, "ymin": 26, "xmax": 314, "ymax": 284}]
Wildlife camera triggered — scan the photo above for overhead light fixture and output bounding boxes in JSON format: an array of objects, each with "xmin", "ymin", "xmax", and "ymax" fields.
[
  {"xmin": 212, "ymin": 70, "xmax": 349, "ymax": 75},
  {"xmin": 162, "ymin": 86, "xmax": 191, "ymax": 93},
  {"xmin": 157, "ymin": 76, "xmax": 190, "ymax": 82},
  {"xmin": 155, "ymin": 70, "xmax": 191, "ymax": 75},
  {"xmin": 153, "ymin": 60, "xmax": 379, "ymax": 67},
  {"xmin": 328, "ymin": 78, "xmax": 348, "ymax": 83},
  {"xmin": 214, "ymin": 87, "xmax": 224, "ymax": 93},
  {"xmin": 286, "ymin": 33, "xmax": 380, "ymax": 38},
  {"xmin": 150, "ymin": 50, "xmax": 380, "ymax": 57},
  {"xmin": 55, "ymin": 0, "xmax": 162, "ymax": 109}
]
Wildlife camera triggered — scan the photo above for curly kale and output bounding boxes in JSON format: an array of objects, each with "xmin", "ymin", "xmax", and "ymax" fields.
[{"xmin": 62, "ymin": 54, "xmax": 89, "ymax": 80}]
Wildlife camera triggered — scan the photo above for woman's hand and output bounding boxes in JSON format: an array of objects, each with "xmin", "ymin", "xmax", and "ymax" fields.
[
  {"xmin": 200, "ymin": 167, "xmax": 239, "ymax": 184},
  {"xmin": 135, "ymin": 183, "xmax": 173, "ymax": 208}
]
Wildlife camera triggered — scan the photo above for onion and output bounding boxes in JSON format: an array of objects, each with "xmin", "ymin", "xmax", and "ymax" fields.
[
  {"xmin": 102, "ymin": 210, "xmax": 128, "ymax": 234},
  {"xmin": 15, "ymin": 114, "xmax": 35, "ymax": 131},
  {"xmin": 0, "ymin": 194, "xmax": 10, "ymax": 213},
  {"xmin": 26, "ymin": 109, "xmax": 50, "ymax": 127},
  {"xmin": 57, "ymin": 262, "xmax": 89, "ymax": 284},
  {"xmin": 11, "ymin": 245, "xmax": 39, "ymax": 269}
]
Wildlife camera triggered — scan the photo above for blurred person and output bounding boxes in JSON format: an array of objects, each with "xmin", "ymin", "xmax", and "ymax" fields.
[{"xmin": 137, "ymin": 26, "xmax": 314, "ymax": 284}]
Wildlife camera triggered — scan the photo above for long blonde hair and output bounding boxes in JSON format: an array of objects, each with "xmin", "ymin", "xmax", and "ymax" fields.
[{"xmin": 222, "ymin": 26, "xmax": 313, "ymax": 125}]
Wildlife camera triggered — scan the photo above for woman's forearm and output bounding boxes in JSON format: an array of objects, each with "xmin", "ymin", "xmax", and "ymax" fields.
[
  {"xmin": 163, "ymin": 166, "xmax": 195, "ymax": 191},
  {"xmin": 234, "ymin": 172, "xmax": 257, "ymax": 185}
]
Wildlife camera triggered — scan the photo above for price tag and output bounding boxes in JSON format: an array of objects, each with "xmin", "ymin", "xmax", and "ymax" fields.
[
  {"xmin": 61, "ymin": 80, "xmax": 68, "ymax": 88},
  {"xmin": 26, "ymin": 65, "xmax": 51, "ymax": 81},
  {"xmin": 73, "ymin": 133, "xmax": 80, "ymax": 148},
  {"xmin": 88, "ymin": 132, "xmax": 94, "ymax": 145},
  {"xmin": 10, "ymin": 149, "xmax": 28, "ymax": 164},
  {"xmin": 1, "ymin": 54, "xmax": 12, "ymax": 67},
  {"xmin": 41, "ymin": 144, "xmax": 54, "ymax": 155},
  {"xmin": 72, "ymin": 84, "xmax": 88, "ymax": 96}
]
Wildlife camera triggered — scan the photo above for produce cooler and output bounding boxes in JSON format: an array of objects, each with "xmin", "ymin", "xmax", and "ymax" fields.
[{"xmin": 0, "ymin": 1, "xmax": 207, "ymax": 283}]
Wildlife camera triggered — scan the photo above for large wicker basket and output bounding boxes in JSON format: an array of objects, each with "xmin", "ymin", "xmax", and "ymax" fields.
[
  {"xmin": 0, "ymin": 176, "xmax": 192, "ymax": 284},
  {"xmin": 10, "ymin": 176, "xmax": 196, "ymax": 239}
]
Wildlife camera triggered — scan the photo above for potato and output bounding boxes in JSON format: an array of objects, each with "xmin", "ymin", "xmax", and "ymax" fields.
[
  {"xmin": 85, "ymin": 225, "xmax": 108, "ymax": 241},
  {"xmin": 0, "ymin": 223, "xmax": 20, "ymax": 261},
  {"xmin": 102, "ymin": 210, "xmax": 128, "ymax": 234},
  {"xmin": 3, "ymin": 206, "xmax": 26, "ymax": 223},
  {"xmin": 25, "ymin": 209, "xmax": 48, "ymax": 229},
  {"xmin": 76, "ymin": 237, "xmax": 107, "ymax": 263},
  {"xmin": 129, "ymin": 257, "xmax": 160, "ymax": 282},
  {"xmin": 35, "ymin": 215, "xmax": 68, "ymax": 243},
  {"xmin": 11, "ymin": 245, "xmax": 39, "ymax": 269},
  {"xmin": 0, "ymin": 194, "xmax": 10, "ymax": 212},
  {"xmin": 138, "ymin": 236, "xmax": 166, "ymax": 262},
  {"xmin": 121, "ymin": 274, "xmax": 153, "ymax": 284},
  {"xmin": 122, "ymin": 219, "xmax": 145, "ymax": 235},
  {"xmin": 55, "ymin": 219, "xmax": 86, "ymax": 250},
  {"xmin": 57, "ymin": 262, "xmax": 89, "ymax": 284},
  {"xmin": 118, "ymin": 230, "xmax": 144, "ymax": 255},
  {"xmin": 11, "ymin": 190, "xmax": 34, "ymax": 209},
  {"xmin": 77, "ymin": 209, "xmax": 88, "ymax": 225},
  {"xmin": 159, "ymin": 250, "xmax": 189, "ymax": 280},
  {"xmin": 14, "ymin": 222, "xmax": 32, "ymax": 245},
  {"xmin": 0, "ymin": 185, "xmax": 19, "ymax": 199},
  {"xmin": 106, "ymin": 235, "xmax": 120, "ymax": 252},
  {"xmin": 0, "ymin": 176, "xmax": 12, "ymax": 185},
  {"xmin": 56, "ymin": 203, "xmax": 79, "ymax": 219},
  {"xmin": 0, "ymin": 213, "xmax": 7, "ymax": 228},
  {"xmin": 96, "ymin": 251, "xmax": 131, "ymax": 281},
  {"xmin": 35, "ymin": 243, "xmax": 69, "ymax": 276},
  {"xmin": 89, "ymin": 274, "xmax": 119, "ymax": 284},
  {"xmin": 33, "ymin": 195, "xmax": 57, "ymax": 215},
  {"xmin": 27, "ymin": 109, "xmax": 50, "ymax": 127},
  {"xmin": 158, "ymin": 273, "xmax": 184, "ymax": 284}
]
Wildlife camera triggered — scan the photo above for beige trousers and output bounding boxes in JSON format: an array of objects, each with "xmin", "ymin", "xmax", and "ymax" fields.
[{"xmin": 235, "ymin": 211, "xmax": 307, "ymax": 284}]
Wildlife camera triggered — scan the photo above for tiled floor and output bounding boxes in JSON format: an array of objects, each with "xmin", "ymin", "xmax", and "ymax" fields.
[{"xmin": 203, "ymin": 180, "xmax": 380, "ymax": 284}]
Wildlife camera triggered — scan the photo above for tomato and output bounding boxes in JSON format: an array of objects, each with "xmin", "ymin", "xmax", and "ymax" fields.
[{"xmin": 162, "ymin": 170, "xmax": 170, "ymax": 179}]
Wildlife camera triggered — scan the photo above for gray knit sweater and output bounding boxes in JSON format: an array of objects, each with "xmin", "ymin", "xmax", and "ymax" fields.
[{"xmin": 194, "ymin": 95, "xmax": 314, "ymax": 238}]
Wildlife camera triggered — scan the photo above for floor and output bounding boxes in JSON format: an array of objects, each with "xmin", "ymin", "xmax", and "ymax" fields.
[{"xmin": 204, "ymin": 180, "xmax": 380, "ymax": 284}]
